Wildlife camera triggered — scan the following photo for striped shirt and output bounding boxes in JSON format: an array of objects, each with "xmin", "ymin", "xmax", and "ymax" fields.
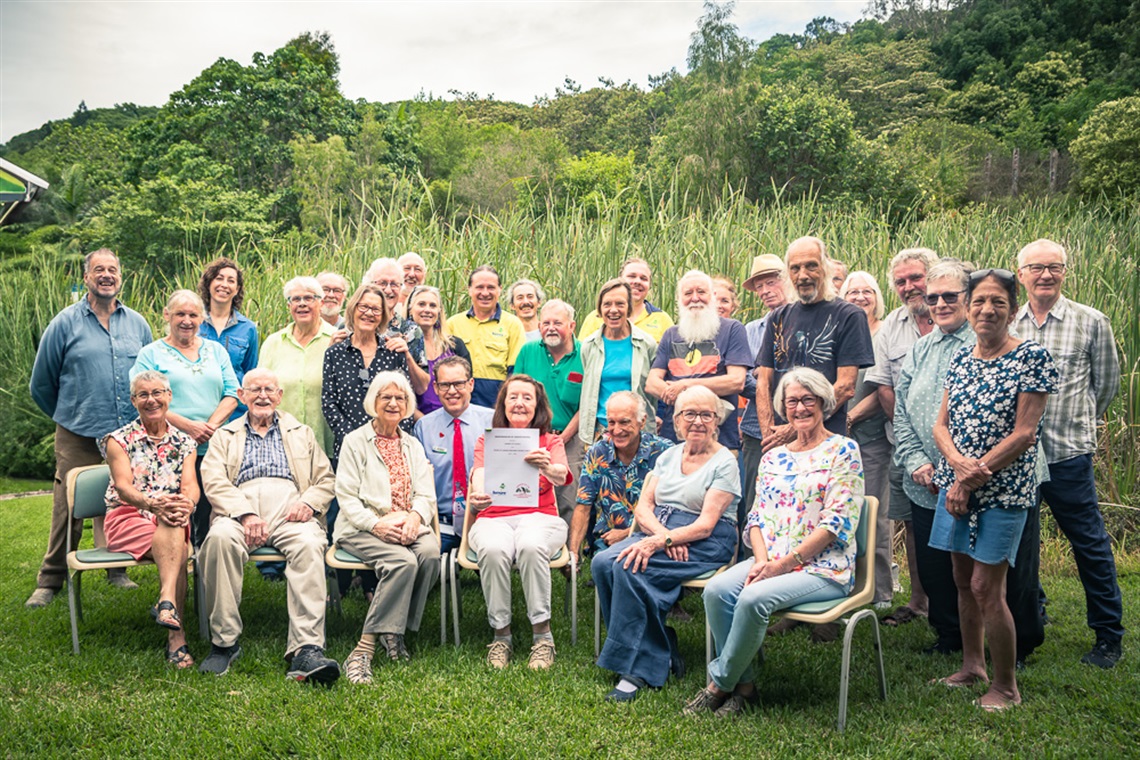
[
  {"xmin": 1014, "ymin": 295, "xmax": 1120, "ymax": 463},
  {"xmin": 236, "ymin": 416, "xmax": 293, "ymax": 485}
]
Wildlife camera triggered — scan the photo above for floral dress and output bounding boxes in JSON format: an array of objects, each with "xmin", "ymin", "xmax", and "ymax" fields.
[
  {"xmin": 932, "ymin": 340, "xmax": 1058, "ymax": 547},
  {"xmin": 747, "ymin": 434, "xmax": 864, "ymax": 592}
]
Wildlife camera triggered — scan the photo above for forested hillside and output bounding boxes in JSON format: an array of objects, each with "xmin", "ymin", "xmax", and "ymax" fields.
[{"xmin": 2, "ymin": 0, "xmax": 1138, "ymax": 270}]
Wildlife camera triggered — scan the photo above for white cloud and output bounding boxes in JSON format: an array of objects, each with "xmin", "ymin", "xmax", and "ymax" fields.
[{"xmin": 1, "ymin": 0, "xmax": 865, "ymax": 142}]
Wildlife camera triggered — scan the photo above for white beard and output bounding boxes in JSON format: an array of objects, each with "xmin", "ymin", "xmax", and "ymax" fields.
[{"xmin": 677, "ymin": 306, "xmax": 721, "ymax": 343}]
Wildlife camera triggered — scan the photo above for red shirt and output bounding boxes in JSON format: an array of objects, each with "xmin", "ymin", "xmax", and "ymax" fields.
[{"xmin": 473, "ymin": 432, "xmax": 570, "ymax": 520}]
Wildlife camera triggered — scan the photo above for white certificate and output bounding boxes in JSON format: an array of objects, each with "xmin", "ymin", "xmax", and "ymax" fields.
[{"xmin": 484, "ymin": 428, "xmax": 540, "ymax": 508}]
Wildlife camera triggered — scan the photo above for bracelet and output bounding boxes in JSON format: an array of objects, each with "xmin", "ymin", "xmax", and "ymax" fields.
[{"xmin": 792, "ymin": 549, "xmax": 805, "ymax": 566}]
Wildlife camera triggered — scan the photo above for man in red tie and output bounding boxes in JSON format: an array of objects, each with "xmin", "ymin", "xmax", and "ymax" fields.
[{"xmin": 413, "ymin": 356, "xmax": 495, "ymax": 553}]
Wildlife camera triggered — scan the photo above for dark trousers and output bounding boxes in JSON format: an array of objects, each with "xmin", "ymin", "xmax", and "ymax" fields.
[
  {"xmin": 1039, "ymin": 454, "xmax": 1124, "ymax": 643},
  {"xmin": 913, "ymin": 499, "xmax": 1044, "ymax": 659},
  {"xmin": 738, "ymin": 434, "xmax": 763, "ymax": 529}
]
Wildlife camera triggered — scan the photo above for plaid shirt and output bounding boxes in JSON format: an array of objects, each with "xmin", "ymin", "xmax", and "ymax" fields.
[
  {"xmin": 1014, "ymin": 295, "xmax": 1120, "ymax": 463},
  {"xmin": 236, "ymin": 416, "xmax": 294, "ymax": 485}
]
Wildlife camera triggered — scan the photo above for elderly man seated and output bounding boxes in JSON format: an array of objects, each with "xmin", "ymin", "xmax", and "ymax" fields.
[
  {"xmin": 199, "ymin": 368, "xmax": 338, "ymax": 683},
  {"xmin": 569, "ymin": 391, "xmax": 674, "ymax": 563}
]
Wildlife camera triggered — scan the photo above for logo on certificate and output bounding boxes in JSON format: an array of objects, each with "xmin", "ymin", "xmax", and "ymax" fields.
[{"xmin": 514, "ymin": 483, "xmax": 532, "ymax": 498}]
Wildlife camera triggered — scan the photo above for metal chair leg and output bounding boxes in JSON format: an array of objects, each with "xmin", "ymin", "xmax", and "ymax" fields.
[
  {"xmin": 439, "ymin": 553, "xmax": 448, "ymax": 646},
  {"xmin": 68, "ymin": 570, "xmax": 81, "ymax": 655},
  {"xmin": 594, "ymin": 591, "xmax": 601, "ymax": 658},
  {"xmin": 570, "ymin": 562, "xmax": 578, "ymax": 646},
  {"xmin": 449, "ymin": 549, "xmax": 461, "ymax": 646}
]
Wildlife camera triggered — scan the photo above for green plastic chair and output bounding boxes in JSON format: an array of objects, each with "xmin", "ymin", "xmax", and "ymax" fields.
[{"xmin": 65, "ymin": 464, "xmax": 196, "ymax": 654}]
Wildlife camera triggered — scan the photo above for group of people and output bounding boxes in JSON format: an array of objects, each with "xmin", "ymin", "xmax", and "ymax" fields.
[{"xmin": 25, "ymin": 238, "xmax": 1123, "ymax": 712}]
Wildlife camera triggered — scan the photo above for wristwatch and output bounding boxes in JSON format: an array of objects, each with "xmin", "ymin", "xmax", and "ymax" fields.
[{"xmin": 664, "ymin": 532, "xmax": 674, "ymax": 548}]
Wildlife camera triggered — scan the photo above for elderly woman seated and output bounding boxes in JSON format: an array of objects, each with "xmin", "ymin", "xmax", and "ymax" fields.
[
  {"xmin": 335, "ymin": 371, "xmax": 441, "ymax": 685},
  {"xmin": 684, "ymin": 368, "xmax": 864, "ymax": 717},
  {"xmin": 592, "ymin": 385, "xmax": 740, "ymax": 703},
  {"xmin": 102, "ymin": 370, "xmax": 199, "ymax": 668},
  {"xmin": 466, "ymin": 375, "xmax": 572, "ymax": 671}
]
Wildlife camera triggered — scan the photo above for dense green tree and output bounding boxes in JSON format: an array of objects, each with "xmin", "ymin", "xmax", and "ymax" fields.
[
  {"xmin": 687, "ymin": 1, "xmax": 752, "ymax": 86},
  {"xmin": 1070, "ymin": 95, "xmax": 1140, "ymax": 198}
]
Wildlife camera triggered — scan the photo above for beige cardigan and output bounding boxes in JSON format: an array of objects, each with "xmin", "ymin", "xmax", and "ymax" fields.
[
  {"xmin": 202, "ymin": 411, "xmax": 336, "ymax": 522},
  {"xmin": 332, "ymin": 424, "xmax": 437, "ymax": 544}
]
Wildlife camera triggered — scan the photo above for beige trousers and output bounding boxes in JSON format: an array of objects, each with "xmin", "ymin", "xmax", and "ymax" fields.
[
  {"xmin": 199, "ymin": 478, "xmax": 328, "ymax": 655},
  {"xmin": 37, "ymin": 425, "xmax": 103, "ymax": 590},
  {"xmin": 468, "ymin": 511, "xmax": 568, "ymax": 630},
  {"xmin": 339, "ymin": 528, "xmax": 440, "ymax": 635}
]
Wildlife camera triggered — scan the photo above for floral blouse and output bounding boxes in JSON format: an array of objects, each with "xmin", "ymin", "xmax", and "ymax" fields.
[
  {"xmin": 746, "ymin": 434, "xmax": 864, "ymax": 591},
  {"xmin": 933, "ymin": 340, "xmax": 1058, "ymax": 546},
  {"xmin": 101, "ymin": 420, "xmax": 196, "ymax": 513},
  {"xmin": 374, "ymin": 434, "xmax": 412, "ymax": 513}
]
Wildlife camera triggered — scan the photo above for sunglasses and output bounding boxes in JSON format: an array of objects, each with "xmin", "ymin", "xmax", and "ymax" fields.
[
  {"xmin": 923, "ymin": 290, "xmax": 964, "ymax": 306},
  {"xmin": 969, "ymin": 268, "xmax": 1016, "ymax": 285}
]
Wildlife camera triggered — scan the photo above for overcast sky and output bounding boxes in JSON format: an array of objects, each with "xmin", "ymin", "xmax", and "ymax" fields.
[{"xmin": 0, "ymin": 1, "xmax": 866, "ymax": 143}]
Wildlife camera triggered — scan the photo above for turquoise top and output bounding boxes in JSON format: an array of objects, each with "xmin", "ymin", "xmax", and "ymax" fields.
[{"xmin": 597, "ymin": 335, "xmax": 634, "ymax": 427}]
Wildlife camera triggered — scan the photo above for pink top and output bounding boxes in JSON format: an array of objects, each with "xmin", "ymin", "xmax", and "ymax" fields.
[{"xmin": 474, "ymin": 432, "xmax": 570, "ymax": 520}]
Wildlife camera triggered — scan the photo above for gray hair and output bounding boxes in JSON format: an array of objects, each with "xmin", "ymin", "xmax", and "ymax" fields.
[
  {"xmin": 165, "ymin": 289, "xmax": 204, "ymax": 313},
  {"xmin": 888, "ymin": 247, "xmax": 939, "ymax": 277},
  {"xmin": 283, "ymin": 276, "xmax": 324, "ymax": 301},
  {"xmin": 839, "ymin": 271, "xmax": 885, "ymax": 321},
  {"xmin": 84, "ymin": 248, "xmax": 120, "ymax": 273},
  {"xmin": 675, "ymin": 269, "xmax": 714, "ymax": 306},
  {"xmin": 926, "ymin": 261, "xmax": 972, "ymax": 291},
  {"xmin": 316, "ymin": 271, "xmax": 350, "ymax": 291},
  {"xmin": 605, "ymin": 390, "xmax": 648, "ymax": 423},
  {"xmin": 541, "ymin": 298, "xmax": 575, "ymax": 323},
  {"xmin": 242, "ymin": 367, "xmax": 279, "ymax": 389},
  {"xmin": 674, "ymin": 385, "xmax": 730, "ymax": 425},
  {"xmin": 363, "ymin": 257, "xmax": 401, "ymax": 286},
  {"xmin": 363, "ymin": 371, "xmax": 417, "ymax": 420},
  {"xmin": 1017, "ymin": 238, "xmax": 1067, "ymax": 267},
  {"xmin": 785, "ymin": 236, "xmax": 836, "ymax": 302},
  {"xmin": 398, "ymin": 251, "xmax": 426, "ymax": 267},
  {"xmin": 507, "ymin": 278, "xmax": 547, "ymax": 305},
  {"xmin": 773, "ymin": 368, "xmax": 837, "ymax": 418},
  {"xmin": 130, "ymin": 370, "xmax": 170, "ymax": 395}
]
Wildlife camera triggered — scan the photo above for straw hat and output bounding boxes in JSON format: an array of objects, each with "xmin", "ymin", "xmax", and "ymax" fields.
[{"xmin": 742, "ymin": 254, "xmax": 785, "ymax": 291}]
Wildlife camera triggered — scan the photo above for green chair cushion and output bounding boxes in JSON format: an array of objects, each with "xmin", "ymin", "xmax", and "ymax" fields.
[
  {"xmin": 786, "ymin": 598, "xmax": 844, "ymax": 615},
  {"xmin": 250, "ymin": 546, "xmax": 284, "ymax": 558},
  {"xmin": 335, "ymin": 548, "xmax": 366, "ymax": 564},
  {"xmin": 74, "ymin": 548, "xmax": 137, "ymax": 563}
]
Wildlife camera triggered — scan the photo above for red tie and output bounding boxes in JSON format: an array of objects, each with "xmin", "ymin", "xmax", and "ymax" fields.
[{"xmin": 452, "ymin": 417, "xmax": 468, "ymax": 515}]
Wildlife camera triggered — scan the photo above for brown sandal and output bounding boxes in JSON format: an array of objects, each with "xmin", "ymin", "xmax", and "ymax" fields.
[
  {"xmin": 881, "ymin": 605, "xmax": 924, "ymax": 626},
  {"xmin": 151, "ymin": 600, "xmax": 182, "ymax": 631},
  {"xmin": 165, "ymin": 645, "xmax": 194, "ymax": 669}
]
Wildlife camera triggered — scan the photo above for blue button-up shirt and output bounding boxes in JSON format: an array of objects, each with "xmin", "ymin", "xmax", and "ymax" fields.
[
  {"xmin": 413, "ymin": 403, "xmax": 494, "ymax": 535},
  {"xmin": 739, "ymin": 314, "xmax": 770, "ymax": 440},
  {"xmin": 30, "ymin": 297, "xmax": 153, "ymax": 439}
]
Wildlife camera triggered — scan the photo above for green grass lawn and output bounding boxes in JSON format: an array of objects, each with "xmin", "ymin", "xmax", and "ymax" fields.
[
  {"xmin": 2, "ymin": 493, "xmax": 1137, "ymax": 758},
  {"xmin": 0, "ymin": 476, "xmax": 51, "ymax": 495}
]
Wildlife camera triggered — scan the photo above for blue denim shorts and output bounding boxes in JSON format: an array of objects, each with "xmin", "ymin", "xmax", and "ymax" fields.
[{"xmin": 929, "ymin": 490, "xmax": 1028, "ymax": 567}]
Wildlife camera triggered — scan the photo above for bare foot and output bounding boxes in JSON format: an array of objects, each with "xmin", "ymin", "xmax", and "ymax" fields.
[
  {"xmin": 931, "ymin": 669, "xmax": 989, "ymax": 688},
  {"xmin": 974, "ymin": 688, "xmax": 1021, "ymax": 711}
]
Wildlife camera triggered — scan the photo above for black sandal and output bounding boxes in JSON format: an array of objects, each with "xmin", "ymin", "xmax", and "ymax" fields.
[
  {"xmin": 165, "ymin": 644, "xmax": 194, "ymax": 669},
  {"xmin": 151, "ymin": 600, "xmax": 182, "ymax": 631}
]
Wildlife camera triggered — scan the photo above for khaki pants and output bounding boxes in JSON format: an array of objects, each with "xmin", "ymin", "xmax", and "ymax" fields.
[
  {"xmin": 469, "ymin": 512, "xmax": 568, "ymax": 630},
  {"xmin": 339, "ymin": 529, "xmax": 440, "ymax": 635},
  {"xmin": 199, "ymin": 478, "xmax": 329, "ymax": 656},
  {"xmin": 37, "ymin": 425, "xmax": 103, "ymax": 590},
  {"xmin": 554, "ymin": 438, "xmax": 586, "ymax": 528}
]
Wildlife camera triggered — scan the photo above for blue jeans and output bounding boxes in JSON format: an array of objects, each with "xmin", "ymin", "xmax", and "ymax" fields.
[
  {"xmin": 593, "ymin": 508, "xmax": 737, "ymax": 688},
  {"xmin": 1039, "ymin": 454, "xmax": 1124, "ymax": 643},
  {"xmin": 704, "ymin": 560, "xmax": 844, "ymax": 691}
]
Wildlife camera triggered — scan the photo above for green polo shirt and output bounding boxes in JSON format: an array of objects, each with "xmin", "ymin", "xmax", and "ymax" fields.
[{"xmin": 512, "ymin": 338, "xmax": 584, "ymax": 432}]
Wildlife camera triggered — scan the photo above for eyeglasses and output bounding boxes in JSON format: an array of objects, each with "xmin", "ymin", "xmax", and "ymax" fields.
[
  {"xmin": 244, "ymin": 386, "xmax": 279, "ymax": 396},
  {"xmin": 132, "ymin": 389, "xmax": 170, "ymax": 401},
  {"xmin": 845, "ymin": 288, "xmax": 876, "ymax": 298},
  {"xmin": 374, "ymin": 280, "xmax": 402, "ymax": 289},
  {"xmin": 356, "ymin": 304, "xmax": 384, "ymax": 316},
  {"xmin": 322, "ymin": 287, "xmax": 346, "ymax": 295},
  {"xmin": 969, "ymin": 268, "xmax": 1016, "ymax": 285},
  {"xmin": 378, "ymin": 394, "xmax": 407, "ymax": 404},
  {"xmin": 288, "ymin": 295, "xmax": 317, "ymax": 304},
  {"xmin": 1019, "ymin": 263, "xmax": 1066, "ymax": 276},
  {"xmin": 434, "ymin": 380, "xmax": 469, "ymax": 391},
  {"xmin": 677, "ymin": 410, "xmax": 716, "ymax": 422},
  {"xmin": 784, "ymin": 395, "xmax": 818, "ymax": 409},
  {"xmin": 923, "ymin": 290, "xmax": 964, "ymax": 306}
]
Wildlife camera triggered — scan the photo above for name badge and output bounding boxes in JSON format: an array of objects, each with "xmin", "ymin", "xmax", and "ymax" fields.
[
  {"xmin": 359, "ymin": 369, "xmax": 371, "ymax": 381},
  {"xmin": 432, "ymin": 446, "xmax": 447, "ymax": 454}
]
